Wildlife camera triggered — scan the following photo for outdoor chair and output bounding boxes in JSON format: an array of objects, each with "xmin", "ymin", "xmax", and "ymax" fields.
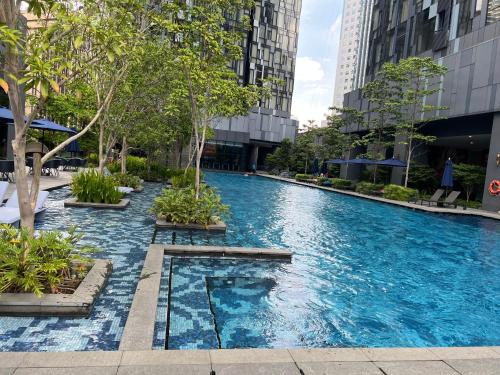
[
  {"xmin": 0, "ymin": 190, "xmax": 49, "ymax": 224},
  {"xmin": 0, "ymin": 160, "xmax": 15, "ymax": 182},
  {"xmin": 42, "ymin": 159, "xmax": 61, "ymax": 176},
  {"xmin": 65, "ymin": 158, "xmax": 80, "ymax": 171},
  {"xmin": 0, "ymin": 181, "xmax": 9, "ymax": 203},
  {"xmin": 413, "ymin": 189, "xmax": 444, "ymax": 206},
  {"xmin": 440, "ymin": 191, "xmax": 461, "ymax": 209}
]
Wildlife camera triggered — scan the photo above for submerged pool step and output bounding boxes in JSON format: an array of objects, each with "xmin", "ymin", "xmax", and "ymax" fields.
[{"xmin": 163, "ymin": 244, "xmax": 292, "ymax": 260}]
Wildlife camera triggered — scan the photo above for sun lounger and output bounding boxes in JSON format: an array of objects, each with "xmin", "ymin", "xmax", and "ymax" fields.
[
  {"xmin": 413, "ymin": 189, "xmax": 444, "ymax": 206},
  {"xmin": 441, "ymin": 191, "xmax": 461, "ymax": 208},
  {"xmin": 0, "ymin": 190, "xmax": 50, "ymax": 224},
  {"xmin": 0, "ymin": 181, "xmax": 9, "ymax": 203}
]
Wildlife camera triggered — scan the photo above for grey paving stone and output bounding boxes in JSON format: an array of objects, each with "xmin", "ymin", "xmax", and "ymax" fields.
[
  {"xmin": 120, "ymin": 350, "xmax": 210, "ymax": 365},
  {"xmin": 19, "ymin": 352, "xmax": 122, "ymax": 368},
  {"xmin": 430, "ymin": 347, "xmax": 499, "ymax": 360},
  {"xmin": 117, "ymin": 365, "xmax": 210, "ymax": 375},
  {"xmin": 213, "ymin": 363, "xmax": 301, "ymax": 374},
  {"xmin": 446, "ymin": 359, "xmax": 500, "ymax": 375},
  {"xmin": 0, "ymin": 353, "xmax": 26, "ymax": 368},
  {"xmin": 210, "ymin": 349, "xmax": 293, "ymax": 364},
  {"xmin": 289, "ymin": 348, "xmax": 369, "ymax": 362},
  {"xmin": 375, "ymin": 360, "xmax": 460, "ymax": 375},
  {"xmin": 298, "ymin": 361, "xmax": 383, "ymax": 375},
  {"xmin": 0, "ymin": 369, "xmax": 15, "ymax": 375},
  {"xmin": 14, "ymin": 367, "xmax": 118, "ymax": 375},
  {"xmin": 362, "ymin": 348, "xmax": 439, "ymax": 361}
]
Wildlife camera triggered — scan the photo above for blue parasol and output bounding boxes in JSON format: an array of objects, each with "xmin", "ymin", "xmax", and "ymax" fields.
[{"xmin": 441, "ymin": 159, "xmax": 454, "ymax": 188}]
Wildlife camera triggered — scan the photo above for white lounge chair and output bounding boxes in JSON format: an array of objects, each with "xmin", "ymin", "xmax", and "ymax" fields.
[
  {"xmin": 103, "ymin": 167, "xmax": 133, "ymax": 195},
  {"xmin": 0, "ymin": 181, "xmax": 9, "ymax": 203},
  {"xmin": 0, "ymin": 190, "xmax": 49, "ymax": 224}
]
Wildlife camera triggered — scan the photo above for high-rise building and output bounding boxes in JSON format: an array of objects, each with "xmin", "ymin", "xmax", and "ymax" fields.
[
  {"xmin": 342, "ymin": 0, "xmax": 500, "ymax": 212},
  {"xmin": 332, "ymin": 0, "xmax": 374, "ymax": 108},
  {"xmin": 202, "ymin": 0, "xmax": 301, "ymax": 171}
]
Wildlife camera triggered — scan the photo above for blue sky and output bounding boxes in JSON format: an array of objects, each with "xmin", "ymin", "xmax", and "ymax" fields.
[{"xmin": 291, "ymin": 0, "xmax": 343, "ymax": 128}]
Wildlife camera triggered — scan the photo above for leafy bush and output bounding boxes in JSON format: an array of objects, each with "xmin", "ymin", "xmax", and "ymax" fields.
[
  {"xmin": 331, "ymin": 178, "xmax": 353, "ymax": 189},
  {"xmin": 170, "ymin": 168, "xmax": 198, "ymax": 188},
  {"xmin": 111, "ymin": 173, "xmax": 142, "ymax": 189},
  {"xmin": 87, "ymin": 153, "xmax": 98, "ymax": 167},
  {"xmin": 316, "ymin": 177, "xmax": 328, "ymax": 185},
  {"xmin": 383, "ymin": 184, "xmax": 418, "ymax": 201},
  {"xmin": 408, "ymin": 164, "xmax": 439, "ymax": 193},
  {"xmin": 0, "ymin": 225, "xmax": 96, "ymax": 296},
  {"xmin": 151, "ymin": 185, "xmax": 229, "ymax": 226},
  {"xmin": 71, "ymin": 170, "xmax": 123, "ymax": 204},
  {"xmin": 107, "ymin": 162, "xmax": 120, "ymax": 174},
  {"xmin": 356, "ymin": 182, "xmax": 384, "ymax": 195},
  {"xmin": 295, "ymin": 174, "xmax": 313, "ymax": 182}
]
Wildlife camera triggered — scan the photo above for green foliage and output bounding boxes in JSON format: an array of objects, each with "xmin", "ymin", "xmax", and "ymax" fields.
[
  {"xmin": 355, "ymin": 182, "xmax": 384, "ymax": 195},
  {"xmin": 88, "ymin": 153, "xmax": 98, "ymax": 167},
  {"xmin": 265, "ymin": 139, "xmax": 293, "ymax": 172},
  {"xmin": 383, "ymin": 184, "xmax": 418, "ymax": 201},
  {"xmin": 111, "ymin": 173, "xmax": 142, "ymax": 189},
  {"xmin": 454, "ymin": 163, "xmax": 487, "ymax": 202},
  {"xmin": 71, "ymin": 170, "xmax": 123, "ymax": 204},
  {"xmin": 408, "ymin": 164, "xmax": 439, "ymax": 193},
  {"xmin": 331, "ymin": 178, "xmax": 353, "ymax": 189},
  {"xmin": 171, "ymin": 169, "xmax": 198, "ymax": 189},
  {"xmin": 151, "ymin": 185, "xmax": 229, "ymax": 226},
  {"xmin": 295, "ymin": 174, "xmax": 313, "ymax": 182},
  {"xmin": 0, "ymin": 225, "xmax": 96, "ymax": 296}
]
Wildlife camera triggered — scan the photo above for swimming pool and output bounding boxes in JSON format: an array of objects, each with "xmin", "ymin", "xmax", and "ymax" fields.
[{"xmin": 156, "ymin": 172, "xmax": 500, "ymax": 349}]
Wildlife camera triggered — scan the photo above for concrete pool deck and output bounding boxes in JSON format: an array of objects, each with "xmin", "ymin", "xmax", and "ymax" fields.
[
  {"xmin": 1, "ymin": 347, "xmax": 499, "ymax": 374},
  {"xmin": 258, "ymin": 174, "xmax": 500, "ymax": 221}
]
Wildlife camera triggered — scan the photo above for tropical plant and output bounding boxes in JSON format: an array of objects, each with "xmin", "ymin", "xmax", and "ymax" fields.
[
  {"xmin": 355, "ymin": 182, "xmax": 384, "ymax": 195},
  {"xmin": 71, "ymin": 170, "xmax": 123, "ymax": 204},
  {"xmin": 0, "ymin": 225, "xmax": 96, "ymax": 296},
  {"xmin": 151, "ymin": 185, "xmax": 229, "ymax": 226},
  {"xmin": 295, "ymin": 174, "xmax": 313, "ymax": 182},
  {"xmin": 383, "ymin": 184, "xmax": 418, "ymax": 201},
  {"xmin": 454, "ymin": 163, "xmax": 487, "ymax": 203},
  {"xmin": 331, "ymin": 178, "xmax": 353, "ymax": 189},
  {"xmin": 111, "ymin": 173, "xmax": 142, "ymax": 190},
  {"xmin": 408, "ymin": 163, "xmax": 439, "ymax": 193},
  {"xmin": 170, "ymin": 168, "xmax": 198, "ymax": 189}
]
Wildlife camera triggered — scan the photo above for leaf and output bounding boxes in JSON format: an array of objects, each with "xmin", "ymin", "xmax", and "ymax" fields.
[
  {"xmin": 0, "ymin": 78, "xmax": 8, "ymax": 94},
  {"xmin": 106, "ymin": 51, "xmax": 115, "ymax": 63},
  {"xmin": 74, "ymin": 35, "xmax": 83, "ymax": 49},
  {"xmin": 49, "ymin": 79, "xmax": 60, "ymax": 94},
  {"xmin": 40, "ymin": 81, "xmax": 49, "ymax": 98}
]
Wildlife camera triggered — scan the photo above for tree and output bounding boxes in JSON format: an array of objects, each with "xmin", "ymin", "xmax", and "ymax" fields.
[
  {"xmin": 359, "ymin": 68, "xmax": 402, "ymax": 182},
  {"xmin": 454, "ymin": 163, "xmax": 487, "ymax": 204},
  {"xmin": 265, "ymin": 138, "xmax": 292, "ymax": 172},
  {"xmin": 0, "ymin": 0, "xmax": 145, "ymax": 232},
  {"xmin": 389, "ymin": 57, "xmax": 448, "ymax": 187},
  {"xmin": 161, "ymin": 0, "xmax": 261, "ymax": 198}
]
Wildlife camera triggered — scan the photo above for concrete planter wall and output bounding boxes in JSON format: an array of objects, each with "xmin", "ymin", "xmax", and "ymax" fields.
[
  {"xmin": 64, "ymin": 198, "xmax": 130, "ymax": 209},
  {"xmin": 0, "ymin": 259, "xmax": 112, "ymax": 317},
  {"xmin": 155, "ymin": 219, "xmax": 227, "ymax": 232}
]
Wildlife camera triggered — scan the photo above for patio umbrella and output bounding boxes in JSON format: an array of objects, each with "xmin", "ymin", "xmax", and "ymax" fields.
[
  {"xmin": 311, "ymin": 158, "xmax": 319, "ymax": 175},
  {"xmin": 30, "ymin": 119, "xmax": 76, "ymax": 134},
  {"xmin": 441, "ymin": 158, "xmax": 454, "ymax": 192},
  {"xmin": 326, "ymin": 158, "xmax": 346, "ymax": 164},
  {"xmin": 375, "ymin": 157, "xmax": 407, "ymax": 168},
  {"xmin": 65, "ymin": 128, "xmax": 80, "ymax": 155},
  {"xmin": 345, "ymin": 157, "xmax": 376, "ymax": 165}
]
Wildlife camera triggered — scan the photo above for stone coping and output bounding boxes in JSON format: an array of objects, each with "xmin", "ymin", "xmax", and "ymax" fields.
[
  {"xmin": 259, "ymin": 174, "xmax": 500, "ymax": 221},
  {"xmin": 163, "ymin": 244, "xmax": 292, "ymax": 260},
  {"xmin": 133, "ymin": 186, "xmax": 144, "ymax": 193},
  {"xmin": 64, "ymin": 198, "xmax": 130, "ymax": 209},
  {"xmin": 0, "ymin": 259, "xmax": 112, "ymax": 316},
  {"xmin": 1, "ymin": 347, "xmax": 499, "ymax": 374},
  {"xmin": 155, "ymin": 219, "xmax": 227, "ymax": 232}
]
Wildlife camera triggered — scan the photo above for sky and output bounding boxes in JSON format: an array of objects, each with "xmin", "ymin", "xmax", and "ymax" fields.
[{"xmin": 291, "ymin": 0, "xmax": 344, "ymax": 128}]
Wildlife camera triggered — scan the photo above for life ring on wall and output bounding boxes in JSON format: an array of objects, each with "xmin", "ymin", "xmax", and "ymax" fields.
[{"xmin": 489, "ymin": 180, "xmax": 500, "ymax": 196}]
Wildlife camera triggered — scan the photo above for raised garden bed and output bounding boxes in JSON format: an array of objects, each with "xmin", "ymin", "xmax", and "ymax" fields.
[
  {"xmin": 155, "ymin": 219, "xmax": 227, "ymax": 232},
  {"xmin": 64, "ymin": 198, "xmax": 130, "ymax": 209},
  {"xmin": 0, "ymin": 259, "xmax": 112, "ymax": 316}
]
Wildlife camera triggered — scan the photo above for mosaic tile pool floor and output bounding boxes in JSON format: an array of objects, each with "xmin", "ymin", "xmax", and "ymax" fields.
[
  {"xmin": 156, "ymin": 172, "xmax": 500, "ymax": 350},
  {"xmin": 0, "ymin": 183, "xmax": 164, "ymax": 352}
]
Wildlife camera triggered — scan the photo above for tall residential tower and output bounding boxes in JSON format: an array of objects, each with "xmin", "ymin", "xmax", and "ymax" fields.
[{"xmin": 332, "ymin": 0, "xmax": 373, "ymax": 108}]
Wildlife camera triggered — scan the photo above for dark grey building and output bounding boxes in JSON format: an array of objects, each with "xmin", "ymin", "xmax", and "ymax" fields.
[
  {"xmin": 342, "ymin": 0, "xmax": 500, "ymax": 212},
  {"xmin": 203, "ymin": 0, "xmax": 301, "ymax": 171}
]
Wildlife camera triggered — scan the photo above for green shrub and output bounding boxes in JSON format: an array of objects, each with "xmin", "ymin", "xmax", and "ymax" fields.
[
  {"xmin": 87, "ymin": 153, "xmax": 98, "ymax": 167},
  {"xmin": 331, "ymin": 178, "xmax": 352, "ymax": 189},
  {"xmin": 151, "ymin": 185, "xmax": 229, "ymax": 226},
  {"xmin": 111, "ymin": 173, "xmax": 142, "ymax": 189},
  {"xmin": 0, "ymin": 225, "xmax": 96, "ymax": 296},
  {"xmin": 356, "ymin": 182, "xmax": 384, "ymax": 195},
  {"xmin": 126, "ymin": 156, "xmax": 147, "ymax": 174},
  {"xmin": 107, "ymin": 162, "xmax": 120, "ymax": 174},
  {"xmin": 383, "ymin": 184, "xmax": 418, "ymax": 201},
  {"xmin": 295, "ymin": 174, "xmax": 313, "ymax": 182},
  {"xmin": 170, "ymin": 168, "xmax": 198, "ymax": 188},
  {"xmin": 71, "ymin": 170, "xmax": 123, "ymax": 204}
]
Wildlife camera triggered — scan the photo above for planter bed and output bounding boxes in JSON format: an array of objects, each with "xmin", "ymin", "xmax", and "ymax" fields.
[
  {"xmin": 155, "ymin": 219, "xmax": 227, "ymax": 232},
  {"xmin": 64, "ymin": 198, "xmax": 130, "ymax": 209},
  {"xmin": 133, "ymin": 186, "xmax": 144, "ymax": 193},
  {"xmin": 0, "ymin": 259, "xmax": 112, "ymax": 316}
]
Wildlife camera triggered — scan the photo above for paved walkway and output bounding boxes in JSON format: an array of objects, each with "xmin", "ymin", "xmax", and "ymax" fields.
[
  {"xmin": 1, "ymin": 347, "xmax": 499, "ymax": 374},
  {"xmin": 5, "ymin": 171, "xmax": 73, "ymax": 199},
  {"xmin": 258, "ymin": 174, "xmax": 500, "ymax": 221}
]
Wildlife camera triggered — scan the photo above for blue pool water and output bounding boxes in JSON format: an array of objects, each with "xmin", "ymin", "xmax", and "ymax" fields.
[{"xmin": 157, "ymin": 172, "xmax": 500, "ymax": 349}]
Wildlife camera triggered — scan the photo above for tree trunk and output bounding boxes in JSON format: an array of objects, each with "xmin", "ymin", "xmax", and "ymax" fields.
[
  {"xmin": 404, "ymin": 139, "xmax": 413, "ymax": 188},
  {"xmin": 195, "ymin": 152, "xmax": 202, "ymax": 199},
  {"xmin": 98, "ymin": 120, "xmax": 106, "ymax": 172},
  {"xmin": 121, "ymin": 136, "xmax": 127, "ymax": 174}
]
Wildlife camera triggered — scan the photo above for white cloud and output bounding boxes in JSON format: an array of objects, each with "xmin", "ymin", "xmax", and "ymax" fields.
[{"xmin": 295, "ymin": 57, "xmax": 325, "ymax": 82}]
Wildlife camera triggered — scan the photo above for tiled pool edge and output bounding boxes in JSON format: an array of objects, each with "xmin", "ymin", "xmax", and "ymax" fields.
[
  {"xmin": 121, "ymin": 244, "xmax": 293, "ymax": 351},
  {"xmin": 258, "ymin": 174, "xmax": 500, "ymax": 221}
]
